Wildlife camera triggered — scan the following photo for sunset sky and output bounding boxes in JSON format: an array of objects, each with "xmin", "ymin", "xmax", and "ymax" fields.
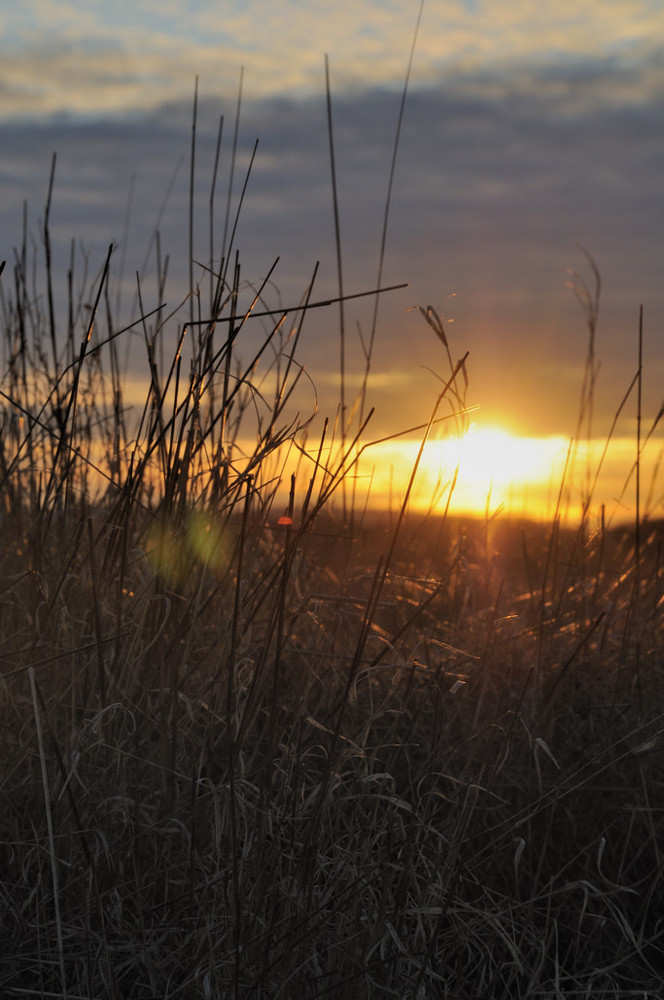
[{"xmin": 2, "ymin": 1, "xmax": 663, "ymax": 520}]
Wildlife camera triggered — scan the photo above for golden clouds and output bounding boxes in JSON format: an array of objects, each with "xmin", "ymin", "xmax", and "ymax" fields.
[{"xmin": 4, "ymin": 0, "xmax": 663, "ymax": 120}]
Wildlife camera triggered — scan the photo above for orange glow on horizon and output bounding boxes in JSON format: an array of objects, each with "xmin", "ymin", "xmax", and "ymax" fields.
[
  {"xmin": 346, "ymin": 423, "xmax": 663, "ymax": 525},
  {"xmin": 359, "ymin": 424, "xmax": 571, "ymax": 521},
  {"xmin": 433, "ymin": 424, "xmax": 570, "ymax": 501},
  {"xmin": 68, "ymin": 407, "xmax": 661, "ymax": 527}
]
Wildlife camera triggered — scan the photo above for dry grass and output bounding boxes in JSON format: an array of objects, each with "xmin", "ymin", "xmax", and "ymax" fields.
[{"xmin": 1, "ymin": 104, "xmax": 664, "ymax": 1000}]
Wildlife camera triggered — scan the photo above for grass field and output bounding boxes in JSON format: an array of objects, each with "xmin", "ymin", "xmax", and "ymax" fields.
[{"xmin": 1, "ymin": 103, "xmax": 663, "ymax": 999}]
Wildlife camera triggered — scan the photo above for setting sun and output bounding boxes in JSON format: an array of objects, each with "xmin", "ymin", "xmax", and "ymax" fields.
[
  {"xmin": 419, "ymin": 425, "xmax": 571, "ymax": 518},
  {"xmin": 348, "ymin": 424, "xmax": 654, "ymax": 523},
  {"xmin": 348, "ymin": 424, "xmax": 572, "ymax": 520},
  {"xmin": 439, "ymin": 426, "xmax": 566, "ymax": 492}
]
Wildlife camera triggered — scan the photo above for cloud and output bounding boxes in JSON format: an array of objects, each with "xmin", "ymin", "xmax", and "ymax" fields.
[
  {"xmin": 2, "ymin": 0, "xmax": 664, "ymax": 121},
  {"xmin": 314, "ymin": 370, "xmax": 414, "ymax": 390},
  {"xmin": 0, "ymin": 50, "xmax": 662, "ymax": 442}
]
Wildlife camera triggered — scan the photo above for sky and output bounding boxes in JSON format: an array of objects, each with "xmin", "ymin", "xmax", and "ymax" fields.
[{"xmin": 1, "ymin": 0, "xmax": 663, "ymax": 520}]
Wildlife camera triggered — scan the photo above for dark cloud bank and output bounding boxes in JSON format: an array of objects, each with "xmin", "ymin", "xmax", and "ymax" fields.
[{"xmin": 1, "ymin": 62, "xmax": 662, "ymax": 438}]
